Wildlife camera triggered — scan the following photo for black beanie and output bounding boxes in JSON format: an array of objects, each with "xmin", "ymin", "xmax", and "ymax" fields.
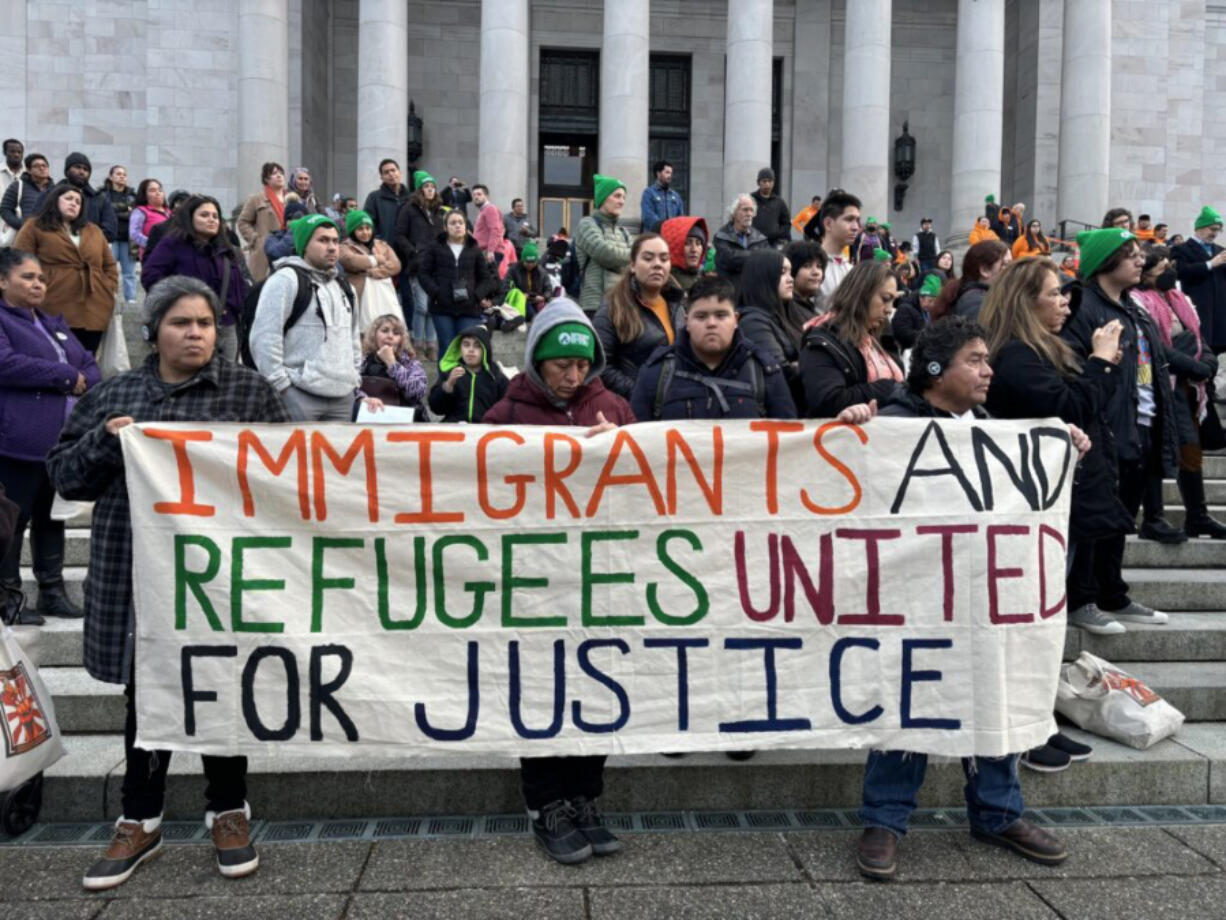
[
  {"xmin": 757, "ymin": 167, "xmax": 775, "ymax": 182},
  {"xmin": 64, "ymin": 151, "xmax": 91, "ymax": 173}
]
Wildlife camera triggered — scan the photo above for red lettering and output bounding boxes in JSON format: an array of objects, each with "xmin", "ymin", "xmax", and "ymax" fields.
[
  {"xmin": 237, "ymin": 428, "xmax": 309, "ymax": 519},
  {"xmin": 477, "ymin": 431, "xmax": 534, "ymax": 520},
  {"xmin": 835, "ymin": 528, "xmax": 904, "ymax": 625},
  {"xmin": 734, "ymin": 531, "xmax": 780, "ymax": 621},
  {"xmin": 1038, "ymin": 524, "xmax": 1067, "ymax": 619},
  {"xmin": 543, "ymin": 432, "xmax": 582, "ymax": 519},
  {"xmin": 750, "ymin": 420, "xmax": 804, "ymax": 514},
  {"xmin": 781, "ymin": 533, "xmax": 834, "ymax": 624},
  {"xmin": 143, "ymin": 428, "xmax": 215, "ymax": 517},
  {"xmin": 801, "ymin": 422, "xmax": 867, "ymax": 515},
  {"xmin": 665, "ymin": 426, "xmax": 723, "ymax": 515},
  {"xmin": 987, "ymin": 524, "xmax": 1033, "ymax": 624},
  {"xmin": 585, "ymin": 429, "xmax": 666, "ymax": 517},
  {"xmin": 916, "ymin": 524, "xmax": 979, "ymax": 622}
]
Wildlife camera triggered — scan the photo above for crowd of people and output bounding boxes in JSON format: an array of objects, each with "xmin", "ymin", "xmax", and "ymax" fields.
[{"xmin": 0, "ymin": 133, "xmax": 1222, "ymax": 886}]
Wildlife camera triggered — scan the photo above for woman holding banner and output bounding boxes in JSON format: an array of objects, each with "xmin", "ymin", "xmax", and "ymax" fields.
[
  {"xmin": 483, "ymin": 297, "xmax": 634, "ymax": 864},
  {"xmin": 46, "ymin": 275, "xmax": 289, "ymax": 892}
]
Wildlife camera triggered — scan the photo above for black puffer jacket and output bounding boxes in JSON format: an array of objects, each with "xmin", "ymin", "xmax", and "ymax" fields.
[
  {"xmin": 1060, "ymin": 280, "xmax": 1180, "ymax": 473},
  {"xmin": 751, "ymin": 191, "xmax": 792, "ymax": 246},
  {"xmin": 737, "ymin": 299, "xmax": 813, "ymax": 412},
  {"xmin": 593, "ymin": 284, "xmax": 685, "ymax": 398},
  {"xmin": 878, "ymin": 385, "xmax": 988, "ymax": 419},
  {"xmin": 417, "ymin": 232, "xmax": 497, "ymax": 318},
  {"xmin": 799, "ymin": 325, "xmax": 902, "ymax": 417},
  {"xmin": 394, "ymin": 200, "xmax": 445, "ymax": 276},
  {"xmin": 987, "ymin": 339, "xmax": 1134, "ymax": 541}
]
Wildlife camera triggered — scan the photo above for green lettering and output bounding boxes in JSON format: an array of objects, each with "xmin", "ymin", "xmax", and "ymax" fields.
[
  {"xmin": 648, "ymin": 529, "xmax": 709, "ymax": 626},
  {"xmin": 312, "ymin": 537, "xmax": 363, "ymax": 632},
  {"xmin": 581, "ymin": 530, "xmax": 643, "ymax": 626},
  {"xmin": 174, "ymin": 534, "xmax": 223, "ymax": 631},
  {"xmin": 377, "ymin": 536, "xmax": 427, "ymax": 630},
  {"xmin": 433, "ymin": 535, "xmax": 494, "ymax": 628},
  {"xmin": 230, "ymin": 536, "xmax": 291, "ymax": 633},
  {"xmin": 501, "ymin": 532, "xmax": 568, "ymax": 627}
]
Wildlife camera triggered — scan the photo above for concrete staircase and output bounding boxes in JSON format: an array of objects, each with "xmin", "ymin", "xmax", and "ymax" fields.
[{"xmin": 12, "ymin": 325, "xmax": 1226, "ymax": 822}]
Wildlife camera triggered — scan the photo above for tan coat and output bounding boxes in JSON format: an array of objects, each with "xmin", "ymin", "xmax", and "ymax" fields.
[
  {"xmin": 13, "ymin": 221, "xmax": 118, "ymax": 331},
  {"xmin": 236, "ymin": 191, "xmax": 284, "ymax": 282},
  {"xmin": 339, "ymin": 238, "xmax": 401, "ymax": 298}
]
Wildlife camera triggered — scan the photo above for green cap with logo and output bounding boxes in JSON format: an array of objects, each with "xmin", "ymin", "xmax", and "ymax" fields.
[
  {"xmin": 534, "ymin": 322, "xmax": 596, "ymax": 363},
  {"xmin": 1076, "ymin": 227, "xmax": 1136, "ymax": 279},
  {"xmin": 919, "ymin": 273, "xmax": 942, "ymax": 297}
]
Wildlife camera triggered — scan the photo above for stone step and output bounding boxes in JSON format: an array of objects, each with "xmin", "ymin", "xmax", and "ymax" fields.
[
  {"xmin": 1162, "ymin": 478, "xmax": 1226, "ymax": 505},
  {"xmin": 1123, "ymin": 568, "xmax": 1226, "ymax": 611},
  {"xmin": 34, "ymin": 722, "xmax": 1226, "ymax": 823},
  {"xmin": 1160, "ymin": 505, "xmax": 1226, "ymax": 531},
  {"xmin": 34, "ymin": 654, "xmax": 1226, "ymax": 741},
  {"xmin": 17, "ymin": 609, "xmax": 1226, "ymax": 669},
  {"xmin": 1205, "ymin": 455, "xmax": 1226, "ymax": 479}
]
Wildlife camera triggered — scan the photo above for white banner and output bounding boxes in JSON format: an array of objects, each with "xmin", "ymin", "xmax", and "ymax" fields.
[{"xmin": 122, "ymin": 418, "xmax": 1075, "ymax": 758}]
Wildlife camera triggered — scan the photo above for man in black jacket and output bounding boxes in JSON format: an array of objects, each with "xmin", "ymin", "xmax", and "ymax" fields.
[
  {"xmin": 856, "ymin": 316, "xmax": 1070, "ymax": 883},
  {"xmin": 630, "ymin": 276, "xmax": 795, "ymax": 420},
  {"xmin": 1062, "ymin": 228, "xmax": 1184, "ymax": 582},
  {"xmin": 751, "ymin": 168, "xmax": 791, "ymax": 248},
  {"xmin": 361, "ymin": 159, "xmax": 410, "ymax": 246},
  {"xmin": 1171, "ymin": 206, "xmax": 1226, "ymax": 353}
]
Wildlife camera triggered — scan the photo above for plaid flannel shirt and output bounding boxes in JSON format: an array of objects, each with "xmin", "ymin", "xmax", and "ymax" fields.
[{"xmin": 46, "ymin": 354, "xmax": 290, "ymax": 684}]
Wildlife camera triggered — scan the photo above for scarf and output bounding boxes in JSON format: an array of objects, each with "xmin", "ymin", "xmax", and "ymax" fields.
[
  {"xmin": 1133, "ymin": 286, "xmax": 1207, "ymax": 419},
  {"xmin": 805, "ymin": 312, "xmax": 904, "ymax": 383},
  {"xmin": 265, "ymin": 185, "xmax": 286, "ymax": 229}
]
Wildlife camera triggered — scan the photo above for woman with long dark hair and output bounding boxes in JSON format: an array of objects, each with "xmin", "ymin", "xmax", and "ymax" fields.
[
  {"xmin": 141, "ymin": 195, "xmax": 249, "ymax": 361},
  {"xmin": 736, "ymin": 248, "xmax": 812, "ymax": 407},
  {"xmin": 418, "ymin": 207, "xmax": 496, "ymax": 351},
  {"xmin": 13, "ymin": 183, "xmax": 118, "ymax": 353},
  {"xmin": 799, "ymin": 260, "xmax": 904, "ymax": 417},
  {"xmin": 1012, "ymin": 219, "xmax": 1052, "ymax": 260},
  {"xmin": 129, "ymin": 179, "xmax": 171, "ymax": 263},
  {"xmin": 1133, "ymin": 245, "xmax": 1226, "ymax": 538},
  {"xmin": 593, "ymin": 232, "xmax": 681, "ymax": 398},
  {"xmin": 933, "ymin": 239, "xmax": 1010, "ymax": 320},
  {"xmin": 394, "ymin": 172, "xmax": 445, "ymax": 358},
  {"xmin": 103, "ymin": 165, "xmax": 137, "ymax": 304}
]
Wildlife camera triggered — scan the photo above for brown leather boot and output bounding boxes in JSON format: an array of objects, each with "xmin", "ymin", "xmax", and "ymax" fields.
[
  {"xmin": 208, "ymin": 804, "xmax": 260, "ymax": 878},
  {"xmin": 971, "ymin": 818, "xmax": 1067, "ymax": 865},
  {"xmin": 82, "ymin": 817, "xmax": 163, "ymax": 890},
  {"xmin": 856, "ymin": 826, "xmax": 898, "ymax": 881}
]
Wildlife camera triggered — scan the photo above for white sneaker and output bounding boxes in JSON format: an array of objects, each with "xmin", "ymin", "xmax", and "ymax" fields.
[
  {"xmin": 1109, "ymin": 601, "xmax": 1169, "ymax": 626},
  {"xmin": 1068, "ymin": 603, "xmax": 1126, "ymax": 635}
]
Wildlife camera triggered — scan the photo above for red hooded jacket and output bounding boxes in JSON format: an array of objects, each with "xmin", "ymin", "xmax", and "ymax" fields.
[
  {"xmin": 482, "ymin": 373, "xmax": 636, "ymax": 427},
  {"xmin": 659, "ymin": 215, "xmax": 709, "ymax": 273}
]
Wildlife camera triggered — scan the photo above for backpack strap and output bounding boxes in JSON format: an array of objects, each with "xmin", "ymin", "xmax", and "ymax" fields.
[
  {"xmin": 746, "ymin": 355, "xmax": 767, "ymax": 415},
  {"xmin": 282, "ymin": 265, "xmax": 317, "ymax": 335},
  {"xmin": 653, "ymin": 353, "xmax": 678, "ymax": 420}
]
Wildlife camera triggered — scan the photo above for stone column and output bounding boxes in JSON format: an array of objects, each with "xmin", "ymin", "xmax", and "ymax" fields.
[
  {"xmin": 840, "ymin": 0, "xmax": 891, "ymax": 222},
  {"xmin": 479, "ymin": 0, "xmax": 530, "ymax": 208},
  {"xmin": 950, "ymin": 0, "xmax": 1005, "ymax": 236},
  {"xmin": 1057, "ymin": 0, "xmax": 1112, "ymax": 226},
  {"xmin": 356, "ymin": 0, "xmax": 408, "ymax": 196},
  {"xmin": 238, "ymin": 0, "xmax": 290, "ymax": 199},
  {"xmin": 599, "ymin": 0, "xmax": 650, "ymax": 223},
  {"xmin": 790, "ymin": 0, "xmax": 832, "ymax": 207},
  {"xmin": 723, "ymin": 0, "xmax": 773, "ymax": 210}
]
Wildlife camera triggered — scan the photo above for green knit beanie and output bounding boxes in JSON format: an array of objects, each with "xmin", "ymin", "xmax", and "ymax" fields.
[
  {"xmin": 593, "ymin": 174, "xmax": 626, "ymax": 210},
  {"xmin": 1195, "ymin": 206, "xmax": 1222, "ymax": 230},
  {"xmin": 1076, "ymin": 227, "xmax": 1136, "ymax": 279},
  {"xmin": 345, "ymin": 208, "xmax": 373, "ymax": 237},
  {"xmin": 919, "ymin": 273, "xmax": 942, "ymax": 297},
  {"xmin": 880, "ymin": 221, "xmax": 891, "ymax": 231},
  {"xmin": 872, "ymin": 248, "xmax": 892, "ymax": 262},
  {"xmin": 291, "ymin": 213, "xmax": 339, "ymax": 256},
  {"xmin": 413, "ymin": 170, "xmax": 435, "ymax": 191},
  {"xmin": 985, "ymin": 194, "xmax": 996, "ymax": 204},
  {"xmin": 865, "ymin": 215, "xmax": 878, "ymax": 226},
  {"xmin": 521, "ymin": 240, "xmax": 539, "ymax": 261},
  {"xmin": 534, "ymin": 322, "xmax": 596, "ymax": 363}
]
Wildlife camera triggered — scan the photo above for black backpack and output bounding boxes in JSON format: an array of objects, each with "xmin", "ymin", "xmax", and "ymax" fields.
[
  {"xmin": 652, "ymin": 353, "xmax": 767, "ymax": 419},
  {"xmin": 239, "ymin": 264, "xmax": 355, "ymax": 367},
  {"xmin": 560, "ymin": 239, "xmax": 582, "ymax": 298}
]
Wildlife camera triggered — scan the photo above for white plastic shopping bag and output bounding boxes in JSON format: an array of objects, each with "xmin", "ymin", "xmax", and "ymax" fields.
[
  {"xmin": 0, "ymin": 627, "xmax": 65, "ymax": 792},
  {"xmin": 49, "ymin": 494, "xmax": 91, "ymax": 523},
  {"xmin": 97, "ymin": 310, "xmax": 130, "ymax": 379},
  {"xmin": 1056, "ymin": 651, "xmax": 1184, "ymax": 749}
]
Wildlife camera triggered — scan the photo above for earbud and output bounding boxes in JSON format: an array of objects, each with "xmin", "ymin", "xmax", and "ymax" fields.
[
  {"xmin": 141, "ymin": 324, "xmax": 151, "ymax": 341},
  {"xmin": 927, "ymin": 361, "xmax": 942, "ymax": 377}
]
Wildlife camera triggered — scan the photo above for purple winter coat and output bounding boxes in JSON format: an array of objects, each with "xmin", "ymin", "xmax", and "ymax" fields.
[
  {"xmin": 0, "ymin": 300, "xmax": 101, "ymax": 461},
  {"xmin": 140, "ymin": 232, "xmax": 249, "ymax": 325}
]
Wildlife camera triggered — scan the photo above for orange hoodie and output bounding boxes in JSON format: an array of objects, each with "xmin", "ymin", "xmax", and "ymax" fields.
[
  {"xmin": 969, "ymin": 224, "xmax": 999, "ymax": 246},
  {"xmin": 660, "ymin": 215, "xmax": 709, "ymax": 275}
]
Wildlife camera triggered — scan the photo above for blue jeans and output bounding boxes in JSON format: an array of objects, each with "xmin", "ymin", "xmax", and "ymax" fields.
[
  {"xmin": 859, "ymin": 750, "xmax": 1023, "ymax": 837},
  {"xmin": 409, "ymin": 278, "xmax": 437, "ymax": 345},
  {"xmin": 113, "ymin": 240, "xmax": 136, "ymax": 302},
  {"xmin": 430, "ymin": 313, "xmax": 481, "ymax": 355}
]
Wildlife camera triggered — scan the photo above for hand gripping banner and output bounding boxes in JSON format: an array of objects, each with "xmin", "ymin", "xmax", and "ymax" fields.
[{"xmin": 121, "ymin": 418, "xmax": 1075, "ymax": 758}]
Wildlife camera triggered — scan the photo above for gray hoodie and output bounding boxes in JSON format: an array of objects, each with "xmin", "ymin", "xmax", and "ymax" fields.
[
  {"xmin": 522, "ymin": 297, "xmax": 609, "ymax": 407},
  {"xmin": 249, "ymin": 255, "xmax": 361, "ymax": 398}
]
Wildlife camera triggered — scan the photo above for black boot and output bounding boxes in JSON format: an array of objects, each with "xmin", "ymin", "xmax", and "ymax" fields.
[
  {"xmin": 1139, "ymin": 468, "xmax": 1187, "ymax": 543},
  {"xmin": 30, "ymin": 524, "xmax": 82, "ymax": 618},
  {"xmin": 1180, "ymin": 468, "xmax": 1226, "ymax": 538},
  {"xmin": 37, "ymin": 580, "xmax": 82, "ymax": 618},
  {"xmin": 1, "ymin": 581, "xmax": 43, "ymax": 626}
]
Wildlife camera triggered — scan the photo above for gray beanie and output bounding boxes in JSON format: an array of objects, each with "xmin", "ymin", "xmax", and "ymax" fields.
[{"xmin": 142, "ymin": 275, "xmax": 221, "ymax": 341}]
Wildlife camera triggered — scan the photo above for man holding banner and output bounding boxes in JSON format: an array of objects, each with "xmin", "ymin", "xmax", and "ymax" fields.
[
  {"xmin": 47, "ymin": 276, "xmax": 289, "ymax": 891},
  {"xmin": 856, "ymin": 317, "xmax": 1075, "ymax": 881}
]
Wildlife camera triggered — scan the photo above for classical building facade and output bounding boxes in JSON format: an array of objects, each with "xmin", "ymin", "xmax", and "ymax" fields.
[{"xmin": 2, "ymin": 0, "xmax": 1221, "ymax": 241}]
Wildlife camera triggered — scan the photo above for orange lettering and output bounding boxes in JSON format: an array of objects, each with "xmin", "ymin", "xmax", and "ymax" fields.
[
  {"xmin": 665, "ymin": 426, "xmax": 723, "ymax": 515},
  {"xmin": 544, "ymin": 432, "xmax": 582, "ymax": 519},
  {"xmin": 143, "ymin": 428, "xmax": 215, "ymax": 517},
  {"xmin": 477, "ymin": 430, "xmax": 535, "ymax": 520},
  {"xmin": 585, "ymin": 428, "xmax": 666, "ymax": 517},
  {"xmin": 800, "ymin": 422, "xmax": 868, "ymax": 515},
  {"xmin": 311, "ymin": 429, "xmax": 379, "ymax": 522},
  {"xmin": 750, "ymin": 420, "xmax": 804, "ymax": 514},
  {"xmin": 237, "ymin": 429, "xmax": 310, "ymax": 519},
  {"xmin": 388, "ymin": 430, "xmax": 466, "ymax": 524}
]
